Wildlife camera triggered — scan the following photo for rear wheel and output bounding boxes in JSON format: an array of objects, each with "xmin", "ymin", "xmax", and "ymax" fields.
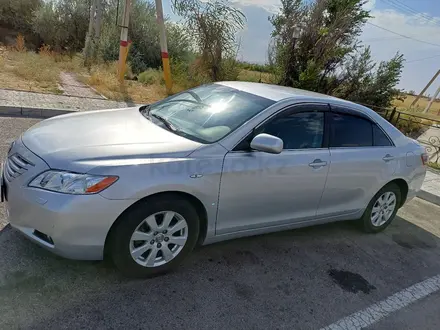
[
  {"xmin": 360, "ymin": 183, "xmax": 401, "ymax": 233},
  {"xmin": 108, "ymin": 196, "xmax": 200, "ymax": 278}
]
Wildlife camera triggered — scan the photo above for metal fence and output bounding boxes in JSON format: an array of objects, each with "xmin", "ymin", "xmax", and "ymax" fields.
[{"xmin": 378, "ymin": 107, "xmax": 440, "ymax": 165}]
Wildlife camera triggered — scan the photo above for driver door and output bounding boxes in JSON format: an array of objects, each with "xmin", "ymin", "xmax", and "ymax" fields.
[{"xmin": 216, "ymin": 103, "xmax": 331, "ymax": 235}]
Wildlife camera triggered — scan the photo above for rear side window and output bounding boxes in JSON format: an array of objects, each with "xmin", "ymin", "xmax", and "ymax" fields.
[
  {"xmin": 373, "ymin": 124, "xmax": 393, "ymax": 146},
  {"xmin": 330, "ymin": 113, "xmax": 372, "ymax": 147}
]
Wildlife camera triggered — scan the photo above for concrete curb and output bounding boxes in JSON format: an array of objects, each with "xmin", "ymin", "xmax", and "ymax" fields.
[
  {"xmin": 0, "ymin": 105, "xmax": 77, "ymax": 119},
  {"xmin": 0, "ymin": 87, "xmax": 107, "ymax": 101},
  {"xmin": 417, "ymin": 190, "xmax": 440, "ymax": 207}
]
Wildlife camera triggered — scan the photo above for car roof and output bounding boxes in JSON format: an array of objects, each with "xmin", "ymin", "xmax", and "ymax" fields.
[
  {"xmin": 216, "ymin": 81, "xmax": 408, "ymax": 147},
  {"xmin": 217, "ymin": 81, "xmax": 337, "ymax": 102}
]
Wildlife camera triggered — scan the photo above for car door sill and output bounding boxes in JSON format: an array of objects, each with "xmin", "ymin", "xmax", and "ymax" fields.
[{"xmin": 204, "ymin": 209, "xmax": 363, "ymax": 245}]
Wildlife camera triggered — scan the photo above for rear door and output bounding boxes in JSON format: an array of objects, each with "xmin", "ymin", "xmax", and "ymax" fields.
[{"xmin": 317, "ymin": 105, "xmax": 397, "ymax": 217}]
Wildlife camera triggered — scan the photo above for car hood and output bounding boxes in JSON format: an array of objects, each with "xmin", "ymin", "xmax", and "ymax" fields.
[{"xmin": 21, "ymin": 107, "xmax": 202, "ymax": 172}]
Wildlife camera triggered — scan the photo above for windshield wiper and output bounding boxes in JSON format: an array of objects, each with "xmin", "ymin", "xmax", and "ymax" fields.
[
  {"xmin": 140, "ymin": 105, "xmax": 178, "ymax": 132},
  {"xmin": 150, "ymin": 113, "xmax": 178, "ymax": 132},
  {"xmin": 140, "ymin": 104, "xmax": 151, "ymax": 117}
]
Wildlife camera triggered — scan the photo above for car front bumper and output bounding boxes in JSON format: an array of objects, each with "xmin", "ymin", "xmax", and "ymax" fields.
[
  {"xmin": 2, "ymin": 137, "xmax": 134, "ymax": 260},
  {"xmin": 5, "ymin": 180, "xmax": 133, "ymax": 260}
]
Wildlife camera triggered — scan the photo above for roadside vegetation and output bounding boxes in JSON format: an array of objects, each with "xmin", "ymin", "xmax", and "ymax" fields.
[
  {"xmin": 0, "ymin": 0, "xmax": 410, "ymax": 107},
  {"xmin": 0, "ymin": 44, "xmax": 83, "ymax": 94},
  {"xmin": 1, "ymin": 0, "xmax": 439, "ymax": 170},
  {"xmin": 1, "ymin": 0, "xmax": 439, "ymax": 140},
  {"xmin": 393, "ymin": 94, "xmax": 440, "ymax": 118}
]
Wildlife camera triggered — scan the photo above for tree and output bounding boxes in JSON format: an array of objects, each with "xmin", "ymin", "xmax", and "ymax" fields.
[
  {"xmin": 333, "ymin": 47, "xmax": 404, "ymax": 107},
  {"xmin": 171, "ymin": 0, "xmax": 245, "ymax": 81},
  {"xmin": 361, "ymin": 52, "xmax": 404, "ymax": 107},
  {"xmin": 270, "ymin": 0, "xmax": 370, "ymax": 89},
  {"xmin": 269, "ymin": 0, "xmax": 405, "ymax": 108},
  {"xmin": 0, "ymin": 0, "xmax": 42, "ymax": 33},
  {"xmin": 32, "ymin": 0, "xmax": 89, "ymax": 52}
]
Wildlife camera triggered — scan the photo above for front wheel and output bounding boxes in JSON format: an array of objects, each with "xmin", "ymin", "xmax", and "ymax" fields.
[
  {"xmin": 360, "ymin": 183, "xmax": 401, "ymax": 233},
  {"xmin": 108, "ymin": 196, "xmax": 200, "ymax": 278}
]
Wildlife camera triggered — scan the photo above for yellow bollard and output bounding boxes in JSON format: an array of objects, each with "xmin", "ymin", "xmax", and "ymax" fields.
[
  {"xmin": 118, "ymin": 41, "xmax": 131, "ymax": 83},
  {"xmin": 155, "ymin": 0, "xmax": 173, "ymax": 94},
  {"xmin": 161, "ymin": 52, "xmax": 172, "ymax": 94}
]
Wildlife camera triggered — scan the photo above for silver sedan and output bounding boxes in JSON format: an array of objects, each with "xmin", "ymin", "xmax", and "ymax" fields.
[{"xmin": 1, "ymin": 82, "xmax": 427, "ymax": 277}]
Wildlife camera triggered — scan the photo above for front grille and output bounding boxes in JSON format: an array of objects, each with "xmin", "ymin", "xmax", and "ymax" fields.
[{"xmin": 3, "ymin": 153, "xmax": 34, "ymax": 182}]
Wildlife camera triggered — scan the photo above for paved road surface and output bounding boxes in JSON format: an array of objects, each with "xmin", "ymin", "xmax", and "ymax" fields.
[{"xmin": 1, "ymin": 116, "xmax": 440, "ymax": 329}]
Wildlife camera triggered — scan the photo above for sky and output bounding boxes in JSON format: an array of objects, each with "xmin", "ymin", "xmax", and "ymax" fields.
[{"xmin": 161, "ymin": 0, "xmax": 440, "ymax": 95}]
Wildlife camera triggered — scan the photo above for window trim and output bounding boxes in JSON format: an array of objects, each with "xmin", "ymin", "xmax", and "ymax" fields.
[
  {"xmin": 328, "ymin": 105, "xmax": 395, "ymax": 148},
  {"xmin": 232, "ymin": 102, "xmax": 330, "ymax": 152}
]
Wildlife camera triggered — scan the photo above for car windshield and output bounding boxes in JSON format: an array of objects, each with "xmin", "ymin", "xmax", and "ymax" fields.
[{"xmin": 141, "ymin": 84, "xmax": 275, "ymax": 144}]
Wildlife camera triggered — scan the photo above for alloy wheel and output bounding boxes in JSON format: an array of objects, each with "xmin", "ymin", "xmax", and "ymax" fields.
[
  {"xmin": 371, "ymin": 191, "xmax": 397, "ymax": 227},
  {"xmin": 129, "ymin": 211, "xmax": 188, "ymax": 267}
]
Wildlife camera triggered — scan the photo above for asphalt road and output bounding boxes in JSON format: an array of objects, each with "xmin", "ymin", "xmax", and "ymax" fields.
[{"xmin": 1, "ymin": 116, "xmax": 440, "ymax": 329}]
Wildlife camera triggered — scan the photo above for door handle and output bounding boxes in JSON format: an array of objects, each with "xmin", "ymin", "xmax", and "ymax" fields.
[
  {"xmin": 382, "ymin": 154, "xmax": 395, "ymax": 162},
  {"xmin": 309, "ymin": 159, "xmax": 327, "ymax": 168}
]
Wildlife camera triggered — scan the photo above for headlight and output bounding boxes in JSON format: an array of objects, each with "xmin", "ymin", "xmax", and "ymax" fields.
[{"xmin": 29, "ymin": 171, "xmax": 118, "ymax": 194}]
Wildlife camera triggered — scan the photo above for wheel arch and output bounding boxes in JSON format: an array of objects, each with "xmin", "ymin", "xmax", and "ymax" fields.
[
  {"xmin": 104, "ymin": 191, "xmax": 209, "ymax": 258},
  {"xmin": 384, "ymin": 178, "xmax": 409, "ymax": 208}
]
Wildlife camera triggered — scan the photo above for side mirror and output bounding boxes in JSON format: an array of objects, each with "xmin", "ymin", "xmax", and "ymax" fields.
[{"xmin": 250, "ymin": 133, "xmax": 283, "ymax": 154}]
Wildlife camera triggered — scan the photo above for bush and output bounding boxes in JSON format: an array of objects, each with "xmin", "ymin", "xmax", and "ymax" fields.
[
  {"xmin": 138, "ymin": 69, "xmax": 164, "ymax": 86},
  {"xmin": 391, "ymin": 109, "xmax": 432, "ymax": 138},
  {"xmin": 171, "ymin": 57, "xmax": 210, "ymax": 89},
  {"xmin": 84, "ymin": 61, "xmax": 168, "ymax": 103},
  {"xmin": 238, "ymin": 69, "xmax": 278, "ymax": 84},
  {"xmin": 219, "ymin": 58, "xmax": 240, "ymax": 81},
  {"xmin": 15, "ymin": 34, "xmax": 26, "ymax": 52},
  {"xmin": 237, "ymin": 61, "xmax": 272, "ymax": 73}
]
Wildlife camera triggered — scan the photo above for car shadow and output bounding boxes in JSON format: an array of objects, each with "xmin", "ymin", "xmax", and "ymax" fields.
[{"xmin": 1, "ymin": 202, "xmax": 440, "ymax": 329}]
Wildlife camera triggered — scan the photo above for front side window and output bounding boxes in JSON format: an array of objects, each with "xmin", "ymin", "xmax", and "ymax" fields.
[
  {"xmin": 141, "ymin": 84, "xmax": 275, "ymax": 144},
  {"xmin": 330, "ymin": 113, "xmax": 373, "ymax": 147},
  {"xmin": 260, "ymin": 111, "xmax": 325, "ymax": 149}
]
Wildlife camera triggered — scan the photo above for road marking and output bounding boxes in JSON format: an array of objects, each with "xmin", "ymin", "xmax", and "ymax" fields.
[{"xmin": 321, "ymin": 274, "xmax": 440, "ymax": 330}]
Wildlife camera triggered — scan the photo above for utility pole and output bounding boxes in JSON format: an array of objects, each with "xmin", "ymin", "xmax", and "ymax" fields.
[
  {"xmin": 411, "ymin": 69, "xmax": 440, "ymax": 109},
  {"xmin": 155, "ymin": 0, "xmax": 172, "ymax": 94},
  {"xmin": 423, "ymin": 85, "xmax": 440, "ymax": 114},
  {"xmin": 118, "ymin": 0, "xmax": 132, "ymax": 83}
]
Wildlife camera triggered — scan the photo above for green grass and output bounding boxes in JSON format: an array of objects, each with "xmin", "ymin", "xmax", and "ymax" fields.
[
  {"xmin": 428, "ymin": 162, "xmax": 440, "ymax": 170},
  {"xmin": 237, "ymin": 69, "xmax": 277, "ymax": 84}
]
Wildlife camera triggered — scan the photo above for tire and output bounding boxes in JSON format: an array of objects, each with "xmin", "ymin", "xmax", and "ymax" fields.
[
  {"xmin": 108, "ymin": 195, "xmax": 200, "ymax": 278},
  {"xmin": 360, "ymin": 183, "xmax": 401, "ymax": 233}
]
